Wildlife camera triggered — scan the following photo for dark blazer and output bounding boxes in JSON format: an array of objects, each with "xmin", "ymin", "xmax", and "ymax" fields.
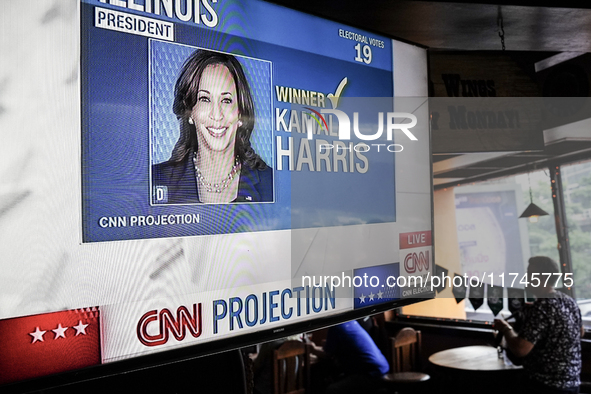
[{"xmin": 152, "ymin": 153, "xmax": 273, "ymax": 204}]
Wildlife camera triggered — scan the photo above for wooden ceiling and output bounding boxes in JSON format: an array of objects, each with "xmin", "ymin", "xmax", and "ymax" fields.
[{"xmin": 268, "ymin": 0, "xmax": 591, "ymax": 52}]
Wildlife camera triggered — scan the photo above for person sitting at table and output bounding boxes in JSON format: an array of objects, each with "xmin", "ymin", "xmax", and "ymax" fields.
[
  {"xmin": 494, "ymin": 256, "xmax": 584, "ymax": 394},
  {"xmin": 316, "ymin": 320, "xmax": 390, "ymax": 394}
]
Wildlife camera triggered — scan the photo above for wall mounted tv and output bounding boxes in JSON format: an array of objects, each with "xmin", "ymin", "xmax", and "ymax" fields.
[{"xmin": 0, "ymin": 0, "xmax": 433, "ymax": 390}]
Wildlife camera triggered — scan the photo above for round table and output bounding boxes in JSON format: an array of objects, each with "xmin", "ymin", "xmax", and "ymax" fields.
[
  {"xmin": 428, "ymin": 346, "xmax": 524, "ymax": 394},
  {"xmin": 429, "ymin": 345, "xmax": 522, "ymax": 372}
]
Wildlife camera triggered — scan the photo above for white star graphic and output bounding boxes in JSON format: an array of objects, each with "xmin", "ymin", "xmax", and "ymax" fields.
[
  {"xmin": 377, "ymin": 290, "xmax": 384, "ymax": 299},
  {"xmin": 52, "ymin": 323, "xmax": 68, "ymax": 339},
  {"xmin": 29, "ymin": 327, "xmax": 46, "ymax": 343},
  {"xmin": 368, "ymin": 292, "xmax": 375, "ymax": 301},
  {"xmin": 73, "ymin": 320, "xmax": 89, "ymax": 336},
  {"xmin": 359, "ymin": 293, "xmax": 366, "ymax": 303}
]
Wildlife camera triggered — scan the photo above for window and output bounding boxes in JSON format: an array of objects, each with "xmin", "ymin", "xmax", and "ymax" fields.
[
  {"xmin": 403, "ymin": 169, "xmax": 560, "ymax": 323},
  {"xmin": 561, "ymin": 159, "xmax": 591, "ymax": 326}
]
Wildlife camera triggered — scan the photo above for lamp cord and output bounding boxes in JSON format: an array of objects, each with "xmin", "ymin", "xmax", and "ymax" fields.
[
  {"xmin": 528, "ymin": 172, "xmax": 533, "ymax": 203},
  {"xmin": 497, "ymin": 8, "xmax": 506, "ymax": 51}
]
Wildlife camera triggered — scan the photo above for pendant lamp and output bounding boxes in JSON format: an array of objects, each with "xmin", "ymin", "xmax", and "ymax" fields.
[{"xmin": 520, "ymin": 172, "xmax": 549, "ymax": 223}]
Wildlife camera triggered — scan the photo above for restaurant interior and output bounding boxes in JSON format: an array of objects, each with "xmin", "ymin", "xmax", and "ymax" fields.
[{"xmin": 247, "ymin": 0, "xmax": 591, "ymax": 393}]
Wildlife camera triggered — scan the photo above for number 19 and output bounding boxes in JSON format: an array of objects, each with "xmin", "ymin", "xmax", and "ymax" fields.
[{"xmin": 355, "ymin": 43, "xmax": 372, "ymax": 64}]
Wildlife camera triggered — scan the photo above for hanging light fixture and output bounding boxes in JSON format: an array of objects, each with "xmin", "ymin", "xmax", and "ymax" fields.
[{"xmin": 520, "ymin": 172, "xmax": 549, "ymax": 223}]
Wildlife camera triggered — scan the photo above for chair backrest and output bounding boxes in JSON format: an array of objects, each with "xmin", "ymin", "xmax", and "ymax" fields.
[
  {"xmin": 273, "ymin": 340, "xmax": 310, "ymax": 394},
  {"xmin": 390, "ymin": 327, "xmax": 423, "ymax": 373}
]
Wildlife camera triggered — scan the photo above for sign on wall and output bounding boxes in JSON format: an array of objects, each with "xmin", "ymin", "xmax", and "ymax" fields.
[{"xmin": 429, "ymin": 52, "xmax": 544, "ymax": 153}]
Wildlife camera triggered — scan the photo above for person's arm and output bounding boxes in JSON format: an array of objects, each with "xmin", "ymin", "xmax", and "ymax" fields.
[
  {"xmin": 502, "ymin": 325, "xmax": 534, "ymax": 358},
  {"xmin": 309, "ymin": 342, "xmax": 328, "ymax": 360},
  {"xmin": 494, "ymin": 318, "xmax": 534, "ymax": 358}
]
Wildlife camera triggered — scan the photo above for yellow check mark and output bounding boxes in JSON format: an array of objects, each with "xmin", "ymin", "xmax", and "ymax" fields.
[{"xmin": 327, "ymin": 77, "xmax": 348, "ymax": 109}]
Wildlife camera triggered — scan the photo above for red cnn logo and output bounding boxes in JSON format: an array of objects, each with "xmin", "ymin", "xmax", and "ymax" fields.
[
  {"xmin": 404, "ymin": 251, "xmax": 430, "ymax": 273},
  {"xmin": 137, "ymin": 304, "xmax": 202, "ymax": 347}
]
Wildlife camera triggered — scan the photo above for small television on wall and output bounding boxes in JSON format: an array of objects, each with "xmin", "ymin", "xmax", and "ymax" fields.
[{"xmin": 0, "ymin": 0, "xmax": 433, "ymax": 390}]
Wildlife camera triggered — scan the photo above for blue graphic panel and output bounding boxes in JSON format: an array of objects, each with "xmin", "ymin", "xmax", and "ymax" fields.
[
  {"xmin": 81, "ymin": 0, "xmax": 394, "ymax": 72},
  {"xmin": 80, "ymin": 0, "xmax": 395, "ymax": 242},
  {"xmin": 353, "ymin": 263, "xmax": 400, "ymax": 309}
]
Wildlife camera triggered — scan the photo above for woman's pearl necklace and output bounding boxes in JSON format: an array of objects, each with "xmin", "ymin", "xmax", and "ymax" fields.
[{"xmin": 193, "ymin": 153, "xmax": 241, "ymax": 193}]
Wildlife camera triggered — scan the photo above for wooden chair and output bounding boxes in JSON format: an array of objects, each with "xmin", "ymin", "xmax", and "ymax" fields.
[
  {"xmin": 273, "ymin": 340, "xmax": 310, "ymax": 394},
  {"xmin": 382, "ymin": 327, "xmax": 430, "ymax": 391}
]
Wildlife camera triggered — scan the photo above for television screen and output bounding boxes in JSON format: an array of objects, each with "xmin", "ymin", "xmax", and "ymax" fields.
[{"xmin": 0, "ymin": 0, "xmax": 432, "ymax": 388}]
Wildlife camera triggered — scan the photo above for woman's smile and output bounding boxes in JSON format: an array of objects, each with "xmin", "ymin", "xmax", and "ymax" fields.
[
  {"xmin": 206, "ymin": 126, "xmax": 229, "ymax": 137},
  {"xmin": 191, "ymin": 63, "xmax": 240, "ymax": 153}
]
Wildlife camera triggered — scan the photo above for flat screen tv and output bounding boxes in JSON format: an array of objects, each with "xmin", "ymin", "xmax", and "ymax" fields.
[{"xmin": 0, "ymin": 0, "xmax": 433, "ymax": 390}]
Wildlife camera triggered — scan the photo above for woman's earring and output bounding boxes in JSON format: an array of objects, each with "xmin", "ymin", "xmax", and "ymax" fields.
[
  {"xmin": 188, "ymin": 117, "xmax": 194, "ymax": 125},
  {"xmin": 238, "ymin": 120, "xmax": 243, "ymax": 127}
]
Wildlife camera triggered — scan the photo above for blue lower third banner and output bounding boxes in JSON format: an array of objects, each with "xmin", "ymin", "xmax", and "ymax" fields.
[{"xmin": 353, "ymin": 263, "xmax": 400, "ymax": 309}]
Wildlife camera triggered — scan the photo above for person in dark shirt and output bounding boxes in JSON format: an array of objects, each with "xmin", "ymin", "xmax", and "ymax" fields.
[
  {"xmin": 321, "ymin": 320, "xmax": 390, "ymax": 394},
  {"xmin": 494, "ymin": 256, "xmax": 584, "ymax": 393}
]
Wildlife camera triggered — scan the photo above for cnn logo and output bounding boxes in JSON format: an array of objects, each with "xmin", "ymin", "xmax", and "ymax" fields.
[
  {"xmin": 137, "ymin": 303, "xmax": 202, "ymax": 347},
  {"xmin": 404, "ymin": 251, "xmax": 430, "ymax": 273}
]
